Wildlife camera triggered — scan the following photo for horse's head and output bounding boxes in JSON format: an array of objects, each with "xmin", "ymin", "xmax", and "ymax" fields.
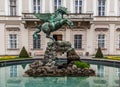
[
  {"xmin": 57, "ymin": 7, "xmax": 69, "ymax": 15},
  {"xmin": 65, "ymin": 19, "xmax": 74, "ymax": 28}
]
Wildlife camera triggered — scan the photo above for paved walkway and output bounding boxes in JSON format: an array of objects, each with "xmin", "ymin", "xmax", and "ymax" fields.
[
  {"xmin": 33, "ymin": 55, "xmax": 93, "ymax": 59},
  {"xmin": 33, "ymin": 55, "xmax": 120, "ymax": 63},
  {"xmin": 80, "ymin": 56, "xmax": 93, "ymax": 59},
  {"xmin": 80, "ymin": 56, "xmax": 120, "ymax": 63}
]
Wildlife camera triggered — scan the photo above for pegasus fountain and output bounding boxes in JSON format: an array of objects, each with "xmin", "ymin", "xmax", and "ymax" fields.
[{"xmin": 25, "ymin": 7, "xmax": 95, "ymax": 77}]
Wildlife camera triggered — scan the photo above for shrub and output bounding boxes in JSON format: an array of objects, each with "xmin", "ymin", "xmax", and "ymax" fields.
[
  {"xmin": 95, "ymin": 47, "xmax": 104, "ymax": 58},
  {"xmin": 19, "ymin": 46, "xmax": 30, "ymax": 58},
  {"xmin": 74, "ymin": 61, "xmax": 90, "ymax": 69}
]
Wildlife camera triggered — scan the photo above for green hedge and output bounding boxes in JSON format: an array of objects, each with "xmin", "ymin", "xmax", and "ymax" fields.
[
  {"xmin": 95, "ymin": 47, "xmax": 104, "ymax": 58},
  {"xmin": 19, "ymin": 46, "xmax": 30, "ymax": 58}
]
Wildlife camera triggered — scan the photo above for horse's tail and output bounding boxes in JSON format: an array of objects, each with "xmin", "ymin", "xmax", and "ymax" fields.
[{"xmin": 33, "ymin": 25, "xmax": 41, "ymax": 39}]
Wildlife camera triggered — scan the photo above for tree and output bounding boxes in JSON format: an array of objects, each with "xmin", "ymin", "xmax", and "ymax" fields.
[
  {"xmin": 95, "ymin": 47, "xmax": 104, "ymax": 58},
  {"xmin": 19, "ymin": 46, "xmax": 30, "ymax": 58}
]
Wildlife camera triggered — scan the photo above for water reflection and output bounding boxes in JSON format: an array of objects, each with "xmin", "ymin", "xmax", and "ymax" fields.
[
  {"xmin": 10, "ymin": 66, "xmax": 17, "ymax": 77},
  {"xmin": 97, "ymin": 65, "xmax": 104, "ymax": 77},
  {"xmin": 0, "ymin": 64, "xmax": 120, "ymax": 87}
]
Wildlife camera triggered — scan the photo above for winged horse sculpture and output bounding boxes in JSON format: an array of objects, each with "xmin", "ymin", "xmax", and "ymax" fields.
[{"xmin": 33, "ymin": 7, "xmax": 73, "ymax": 41}]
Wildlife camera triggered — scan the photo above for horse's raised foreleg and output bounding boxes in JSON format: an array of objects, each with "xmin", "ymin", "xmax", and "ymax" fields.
[
  {"xmin": 33, "ymin": 25, "xmax": 41, "ymax": 39},
  {"xmin": 46, "ymin": 34, "xmax": 55, "ymax": 42}
]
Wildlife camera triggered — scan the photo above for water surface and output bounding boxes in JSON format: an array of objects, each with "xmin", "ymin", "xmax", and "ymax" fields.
[{"xmin": 0, "ymin": 63, "xmax": 120, "ymax": 87}]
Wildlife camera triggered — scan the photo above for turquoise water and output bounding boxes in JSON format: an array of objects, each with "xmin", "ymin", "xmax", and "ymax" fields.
[{"xmin": 0, "ymin": 63, "xmax": 120, "ymax": 87}]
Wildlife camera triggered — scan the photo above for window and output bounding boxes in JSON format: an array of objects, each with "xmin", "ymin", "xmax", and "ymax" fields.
[
  {"xmin": 10, "ymin": 65, "xmax": 17, "ymax": 77},
  {"xmin": 33, "ymin": 0, "xmax": 41, "ymax": 13},
  {"xmin": 75, "ymin": 0, "xmax": 83, "ymax": 13},
  {"xmin": 119, "ymin": 34, "xmax": 120, "ymax": 48},
  {"xmin": 33, "ymin": 35, "xmax": 41, "ymax": 49},
  {"xmin": 10, "ymin": 0, "xmax": 17, "ymax": 16},
  {"xmin": 98, "ymin": 34, "xmax": 105, "ymax": 48},
  {"xmin": 97, "ymin": 65, "xmax": 104, "ymax": 77},
  {"xmin": 98, "ymin": 0, "xmax": 105, "ymax": 16},
  {"xmin": 74, "ymin": 35, "xmax": 82, "ymax": 49},
  {"xmin": 54, "ymin": 0, "xmax": 62, "ymax": 11},
  {"xmin": 119, "ymin": 0, "xmax": 120, "ymax": 16},
  {"xmin": 9, "ymin": 34, "xmax": 18, "ymax": 49}
]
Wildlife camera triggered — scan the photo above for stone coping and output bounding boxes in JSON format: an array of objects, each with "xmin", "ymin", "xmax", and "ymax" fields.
[
  {"xmin": 0, "ymin": 58, "xmax": 39, "ymax": 67},
  {"xmin": 81, "ymin": 58, "xmax": 120, "ymax": 68},
  {"xmin": 0, "ymin": 58, "xmax": 120, "ymax": 68}
]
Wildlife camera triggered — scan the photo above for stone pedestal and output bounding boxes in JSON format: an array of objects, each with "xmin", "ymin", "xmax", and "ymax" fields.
[{"xmin": 44, "ymin": 41, "xmax": 80, "ymax": 64}]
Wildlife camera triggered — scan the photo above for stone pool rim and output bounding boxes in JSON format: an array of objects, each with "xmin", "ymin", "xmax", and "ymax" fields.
[{"xmin": 0, "ymin": 58, "xmax": 120, "ymax": 67}]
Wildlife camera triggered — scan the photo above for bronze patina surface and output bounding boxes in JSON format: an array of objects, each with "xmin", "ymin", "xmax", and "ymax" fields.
[{"xmin": 33, "ymin": 7, "xmax": 73, "ymax": 41}]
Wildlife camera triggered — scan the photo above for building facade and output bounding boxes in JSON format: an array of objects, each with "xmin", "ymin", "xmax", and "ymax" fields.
[{"xmin": 0, "ymin": 0, "xmax": 120, "ymax": 56}]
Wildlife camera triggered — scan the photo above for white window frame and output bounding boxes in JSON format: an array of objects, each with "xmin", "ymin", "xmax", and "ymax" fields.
[
  {"xmin": 33, "ymin": 0, "xmax": 41, "ymax": 13},
  {"xmin": 74, "ymin": 34, "xmax": 82, "ymax": 49},
  {"xmin": 8, "ymin": 34, "xmax": 18, "ymax": 49},
  {"xmin": 9, "ymin": 0, "xmax": 17, "ymax": 16},
  {"xmin": 54, "ymin": 0, "xmax": 62, "ymax": 11},
  {"xmin": 118, "ymin": 34, "xmax": 120, "ymax": 48},
  {"xmin": 119, "ymin": 0, "xmax": 120, "ymax": 16},
  {"xmin": 74, "ymin": 0, "xmax": 83, "ymax": 13},
  {"xmin": 33, "ymin": 34, "xmax": 41, "ymax": 49},
  {"xmin": 98, "ymin": 34, "xmax": 106, "ymax": 48},
  {"xmin": 98, "ymin": 0, "xmax": 106, "ymax": 16}
]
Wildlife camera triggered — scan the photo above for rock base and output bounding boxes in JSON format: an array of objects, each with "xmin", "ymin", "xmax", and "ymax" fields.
[
  {"xmin": 25, "ymin": 41, "xmax": 95, "ymax": 77},
  {"xmin": 25, "ymin": 61, "xmax": 95, "ymax": 77}
]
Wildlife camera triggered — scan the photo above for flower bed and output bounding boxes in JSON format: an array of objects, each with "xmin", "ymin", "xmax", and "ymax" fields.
[
  {"xmin": 0, "ymin": 56, "xmax": 17, "ymax": 60},
  {"xmin": 0, "ymin": 56, "xmax": 32, "ymax": 61},
  {"xmin": 93, "ymin": 55, "xmax": 120, "ymax": 61},
  {"xmin": 105, "ymin": 56, "xmax": 120, "ymax": 60}
]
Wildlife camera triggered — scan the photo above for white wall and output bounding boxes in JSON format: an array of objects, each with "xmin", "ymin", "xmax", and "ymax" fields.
[{"xmin": 0, "ymin": 24, "xmax": 6, "ymax": 55}]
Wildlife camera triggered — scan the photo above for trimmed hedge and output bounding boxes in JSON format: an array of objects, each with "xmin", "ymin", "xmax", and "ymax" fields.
[
  {"xmin": 19, "ymin": 46, "xmax": 30, "ymax": 58},
  {"xmin": 95, "ymin": 47, "xmax": 104, "ymax": 58}
]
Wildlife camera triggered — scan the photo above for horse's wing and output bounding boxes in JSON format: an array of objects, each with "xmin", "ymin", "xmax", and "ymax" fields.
[{"xmin": 34, "ymin": 13, "xmax": 52, "ymax": 22}]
